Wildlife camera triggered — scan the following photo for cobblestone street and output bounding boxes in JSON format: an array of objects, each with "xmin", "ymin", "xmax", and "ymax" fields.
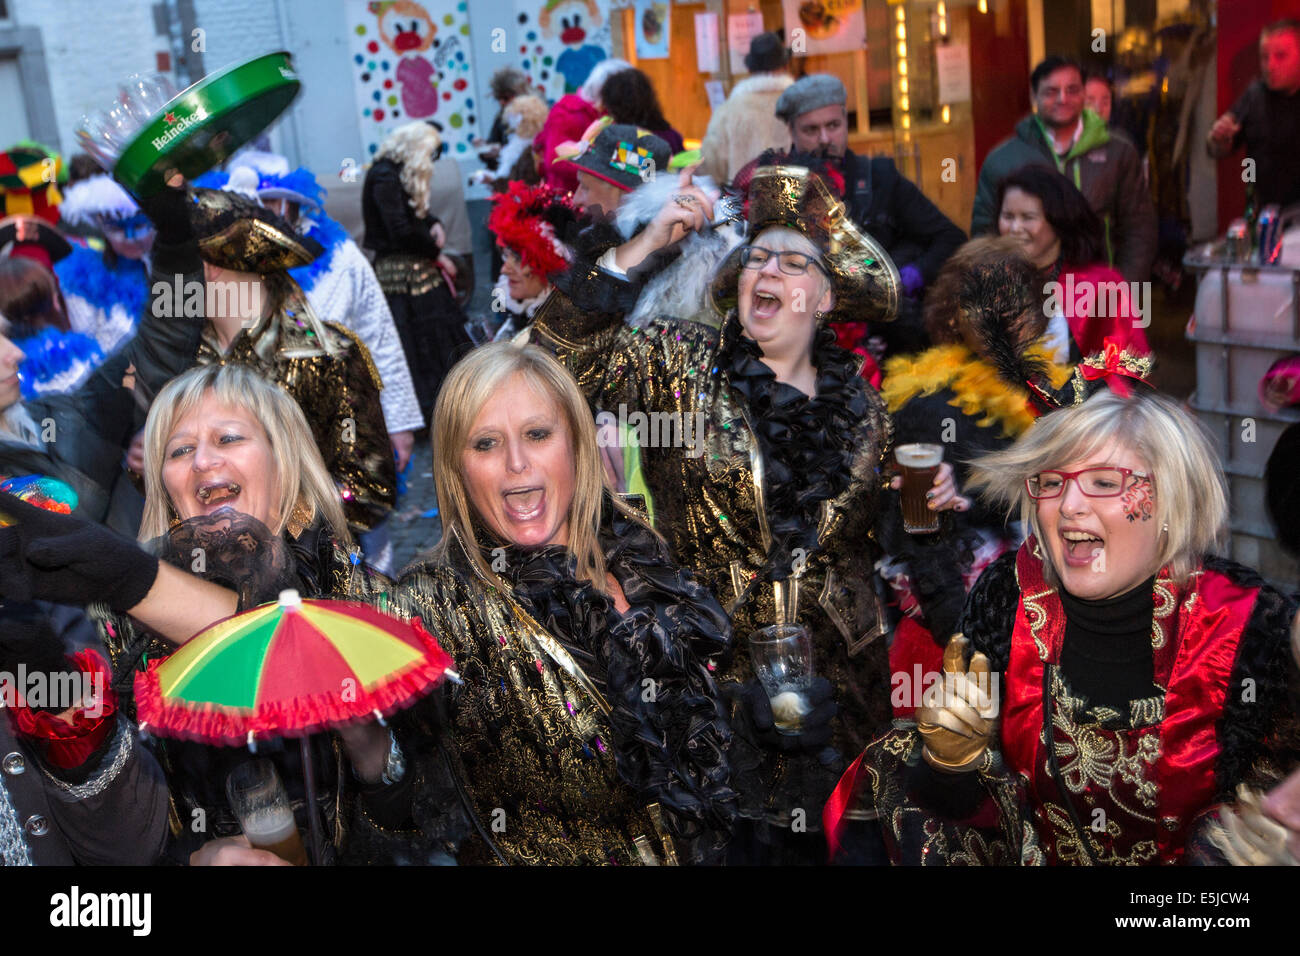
[{"xmin": 388, "ymin": 437, "xmax": 442, "ymax": 572}]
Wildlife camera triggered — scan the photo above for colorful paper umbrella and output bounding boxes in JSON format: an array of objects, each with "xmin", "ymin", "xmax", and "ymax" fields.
[{"xmin": 134, "ymin": 589, "xmax": 455, "ymax": 746}]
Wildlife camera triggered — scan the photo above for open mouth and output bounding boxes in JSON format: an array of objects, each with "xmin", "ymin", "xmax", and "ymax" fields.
[
  {"xmin": 752, "ymin": 289, "xmax": 783, "ymax": 319},
  {"xmin": 1061, "ymin": 529, "xmax": 1103, "ymax": 564},
  {"xmin": 502, "ymin": 487, "xmax": 545, "ymax": 522},
  {"xmin": 196, "ymin": 481, "xmax": 242, "ymax": 509}
]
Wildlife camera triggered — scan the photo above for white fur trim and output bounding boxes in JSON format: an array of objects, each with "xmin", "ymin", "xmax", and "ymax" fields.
[{"xmin": 58, "ymin": 175, "xmax": 138, "ymax": 226}]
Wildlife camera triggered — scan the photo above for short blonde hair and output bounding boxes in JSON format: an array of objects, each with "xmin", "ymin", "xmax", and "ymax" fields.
[
  {"xmin": 139, "ymin": 364, "xmax": 352, "ymax": 547},
  {"xmin": 374, "ymin": 122, "xmax": 441, "ymax": 216},
  {"xmin": 965, "ymin": 390, "xmax": 1227, "ymax": 583},
  {"xmin": 428, "ymin": 342, "xmax": 649, "ymax": 591}
]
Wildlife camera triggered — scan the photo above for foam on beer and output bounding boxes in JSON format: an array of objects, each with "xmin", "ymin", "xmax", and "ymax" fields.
[{"xmin": 895, "ymin": 444, "xmax": 943, "ymax": 468}]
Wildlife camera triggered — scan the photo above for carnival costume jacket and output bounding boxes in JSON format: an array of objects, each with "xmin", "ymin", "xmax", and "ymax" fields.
[
  {"xmin": 844, "ymin": 541, "xmax": 1300, "ymax": 865},
  {"xmin": 878, "ymin": 343, "xmax": 1073, "ymax": 705},
  {"xmin": 99, "ymin": 514, "xmax": 438, "ymax": 865},
  {"xmin": 531, "ymin": 264, "xmax": 897, "ymax": 827},
  {"xmin": 394, "ymin": 502, "xmax": 737, "ymax": 865},
  {"xmin": 188, "ymin": 282, "xmax": 396, "ymax": 535}
]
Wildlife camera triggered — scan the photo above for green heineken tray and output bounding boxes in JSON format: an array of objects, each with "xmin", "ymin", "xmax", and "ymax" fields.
[{"xmin": 115, "ymin": 51, "xmax": 301, "ymax": 197}]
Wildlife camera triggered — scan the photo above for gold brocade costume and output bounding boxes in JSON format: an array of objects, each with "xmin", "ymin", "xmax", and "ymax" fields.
[
  {"xmin": 531, "ymin": 290, "xmax": 896, "ymax": 822},
  {"xmin": 194, "ymin": 281, "xmax": 396, "ymax": 534},
  {"xmin": 394, "ymin": 549, "xmax": 689, "ymax": 865}
]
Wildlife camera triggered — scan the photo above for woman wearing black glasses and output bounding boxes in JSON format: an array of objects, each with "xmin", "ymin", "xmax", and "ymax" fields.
[
  {"xmin": 833, "ymin": 381, "xmax": 1300, "ymax": 866},
  {"xmin": 528, "ymin": 158, "xmax": 968, "ymax": 863}
]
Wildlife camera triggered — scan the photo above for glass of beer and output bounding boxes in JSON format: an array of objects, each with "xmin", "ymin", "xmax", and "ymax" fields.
[
  {"xmin": 225, "ymin": 759, "xmax": 309, "ymax": 866},
  {"xmin": 895, "ymin": 443, "xmax": 944, "ymax": 534},
  {"xmin": 747, "ymin": 624, "xmax": 814, "ymax": 735}
]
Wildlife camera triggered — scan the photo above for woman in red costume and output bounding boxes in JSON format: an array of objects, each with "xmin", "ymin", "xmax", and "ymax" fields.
[{"xmin": 828, "ymin": 356, "xmax": 1300, "ymax": 865}]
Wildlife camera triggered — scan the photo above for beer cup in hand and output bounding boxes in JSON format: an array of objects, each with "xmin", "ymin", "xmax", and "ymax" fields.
[
  {"xmin": 896, "ymin": 444, "xmax": 944, "ymax": 534},
  {"xmin": 917, "ymin": 634, "xmax": 995, "ymax": 773},
  {"xmin": 225, "ymin": 759, "xmax": 310, "ymax": 866}
]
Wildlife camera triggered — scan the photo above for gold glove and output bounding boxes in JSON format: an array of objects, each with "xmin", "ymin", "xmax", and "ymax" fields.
[
  {"xmin": 917, "ymin": 634, "xmax": 996, "ymax": 773},
  {"xmin": 1207, "ymin": 784, "xmax": 1299, "ymax": 866}
]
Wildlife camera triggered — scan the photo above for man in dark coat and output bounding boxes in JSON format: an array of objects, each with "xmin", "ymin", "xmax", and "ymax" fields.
[
  {"xmin": 775, "ymin": 74, "xmax": 966, "ymax": 355},
  {"xmin": 971, "ymin": 55, "xmax": 1156, "ymax": 282}
]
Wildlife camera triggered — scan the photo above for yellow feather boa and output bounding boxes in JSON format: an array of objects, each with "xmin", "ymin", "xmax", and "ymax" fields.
[{"xmin": 881, "ymin": 344, "xmax": 1074, "ymax": 438}]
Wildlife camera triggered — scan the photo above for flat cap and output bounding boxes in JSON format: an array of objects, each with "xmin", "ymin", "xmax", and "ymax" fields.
[{"xmin": 774, "ymin": 74, "xmax": 847, "ymax": 123}]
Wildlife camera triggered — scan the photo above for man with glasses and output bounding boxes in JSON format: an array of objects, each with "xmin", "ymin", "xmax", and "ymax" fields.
[{"xmin": 971, "ymin": 55, "xmax": 1156, "ymax": 282}]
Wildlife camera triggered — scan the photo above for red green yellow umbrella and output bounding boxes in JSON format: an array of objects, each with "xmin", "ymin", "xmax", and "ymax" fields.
[{"xmin": 134, "ymin": 589, "xmax": 456, "ymax": 746}]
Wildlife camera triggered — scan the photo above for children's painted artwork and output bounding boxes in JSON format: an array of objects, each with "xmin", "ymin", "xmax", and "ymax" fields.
[
  {"xmin": 347, "ymin": 0, "xmax": 480, "ymax": 158},
  {"xmin": 515, "ymin": 0, "xmax": 612, "ymax": 102},
  {"xmin": 634, "ymin": 0, "xmax": 669, "ymax": 60}
]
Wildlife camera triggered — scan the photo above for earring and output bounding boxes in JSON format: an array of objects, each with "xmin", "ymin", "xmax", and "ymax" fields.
[
  {"xmin": 167, "ymin": 503, "xmax": 181, "ymax": 529},
  {"xmin": 286, "ymin": 500, "xmax": 313, "ymax": 538},
  {"xmin": 1162, "ymin": 522, "xmax": 1169, "ymax": 534}
]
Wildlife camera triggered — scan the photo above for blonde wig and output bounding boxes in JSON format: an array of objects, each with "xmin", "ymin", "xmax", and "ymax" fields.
[
  {"xmin": 139, "ymin": 364, "xmax": 352, "ymax": 548},
  {"xmin": 429, "ymin": 341, "xmax": 651, "ymax": 592},
  {"xmin": 374, "ymin": 121, "xmax": 441, "ymax": 216},
  {"xmin": 965, "ymin": 389, "xmax": 1227, "ymax": 584}
]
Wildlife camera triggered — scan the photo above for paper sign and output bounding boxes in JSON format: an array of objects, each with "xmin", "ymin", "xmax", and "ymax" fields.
[
  {"xmin": 781, "ymin": 0, "xmax": 865, "ymax": 55},
  {"xmin": 635, "ymin": 0, "xmax": 671, "ymax": 59},
  {"xmin": 727, "ymin": 11, "xmax": 765, "ymax": 75},
  {"xmin": 695, "ymin": 12, "xmax": 720, "ymax": 73},
  {"xmin": 705, "ymin": 79, "xmax": 726, "ymax": 109},
  {"xmin": 936, "ymin": 42, "xmax": 972, "ymax": 103}
]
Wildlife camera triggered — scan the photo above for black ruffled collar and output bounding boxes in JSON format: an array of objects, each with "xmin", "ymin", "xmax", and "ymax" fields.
[
  {"xmin": 476, "ymin": 503, "xmax": 736, "ymax": 841},
  {"xmin": 718, "ymin": 314, "xmax": 868, "ymax": 581}
]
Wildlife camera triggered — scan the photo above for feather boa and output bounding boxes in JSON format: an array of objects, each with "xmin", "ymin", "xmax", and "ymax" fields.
[
  {"xmin": 53, "ymin": 244, "xmax": 149, "ymax": 318},
  {"xmin": 288, "ymin": 215, "xmax": 349, "ymax": 293},
  {"xmin": 14, "ymin": 327, "xmax": 105, "ymax": 399},
  {"xmin": 881, "ymin": 343, "xmax": 1074, "ymax": 439}
]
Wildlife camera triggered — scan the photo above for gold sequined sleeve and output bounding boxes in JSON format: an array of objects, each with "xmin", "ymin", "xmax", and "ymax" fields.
[
  {"xmin": 317, "ymin": 325, "xmax": 398, "ymax": 533},
  {"xmin": 530, "ymin": 281, "xmax": 711, "ymax": 420}
]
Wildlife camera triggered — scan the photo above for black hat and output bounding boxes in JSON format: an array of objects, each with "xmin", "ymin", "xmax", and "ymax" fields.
[
  {"xmin": 189, "ymin": 187, "xmax": 322, "ymax": 272},
  {"xmin": 0, "ymin": 215, "xmax": 72, "ymax": 265},
  {"xmin": 559, "ymin": 123, "xmax": 671, "ymax": 193},
  {"xmin": 745, "ymin": 32, "xmax": 791, "ymax": 73}
]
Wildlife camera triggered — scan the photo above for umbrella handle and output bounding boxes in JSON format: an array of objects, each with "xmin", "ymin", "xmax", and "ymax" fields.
[{"xmin": 300, "ymin": 737, "xmax": 327, "ymax": 867}]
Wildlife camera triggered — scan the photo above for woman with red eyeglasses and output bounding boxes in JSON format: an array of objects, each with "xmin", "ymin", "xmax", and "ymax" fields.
[{"xmin": 828, "ymin": 380, "xmax": 1300, "ymax": 866}]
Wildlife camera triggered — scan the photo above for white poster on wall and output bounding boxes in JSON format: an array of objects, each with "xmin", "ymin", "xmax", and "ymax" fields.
[
  {"xmin": 514, "ymin": 0, "xmax": 613, "ymax": 102},
  {"xmin": 695, "ymin": 12, "xmax": 720, "ymax": 73},
  {"xmin": 635, "ymin": 0, "xmax": 671, "ymax": 59},
  {"xmin": 345, "ymin": 0, "xmax": 479, "ymax": 161},
  {"xmin": 936, "ymin": 42, "xmax": 972, "ymax": 103},
  {"xmin": 727, "ymin": 11, "xmax": 765, "ymax": 75},
  {"xmin": 780, "ymin": 0, "xmax": 865, "ymax": 56}
]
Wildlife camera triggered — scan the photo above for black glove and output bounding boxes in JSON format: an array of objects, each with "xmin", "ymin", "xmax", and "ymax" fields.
[
  {"xmin": 0, "ymin": 492, "xmax": 159, "ymax": 611},
  {"xmin": 743, "ymin": 676, "xmax": 838, "ymax": 753},
  {"xmin": 135, "ymin": 181, "xmax": 194, "ymax": 246}
]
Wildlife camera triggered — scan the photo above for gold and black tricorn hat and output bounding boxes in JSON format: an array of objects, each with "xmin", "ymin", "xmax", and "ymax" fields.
[
  {"xmin": 189, "ymin": 187, "xmax": 322, "ymax": 273},
  {"xmin": 710, "ymin": 164, "xmax": 900, "ymax": 323}
]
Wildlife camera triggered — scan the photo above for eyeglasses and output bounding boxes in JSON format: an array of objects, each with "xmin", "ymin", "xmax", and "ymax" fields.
[
  {"xmin": 739, "ymin": 245, "xmax": 826, "ymax": 277},
  {"xmin": 1025, "ymin": 467, "xmax": 1152, "ymax": 500}
]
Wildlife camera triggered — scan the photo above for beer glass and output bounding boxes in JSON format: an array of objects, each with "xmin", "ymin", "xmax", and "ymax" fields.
[
  {"xmin": 895, "ymin": 443, "xmax": 943, "ymax": 534},
  {"xmin": 747, "ymin": 624, "xmax": 814, "ymax": 735},
  {"xmin": 225, "ymin": 758, "xmax": 309, "ymax": 866}
]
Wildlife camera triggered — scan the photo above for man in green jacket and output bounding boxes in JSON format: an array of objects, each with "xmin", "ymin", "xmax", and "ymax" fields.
[{"xmin": 971, "ymin": 55, "xmax": 1156, "ymax": 282}]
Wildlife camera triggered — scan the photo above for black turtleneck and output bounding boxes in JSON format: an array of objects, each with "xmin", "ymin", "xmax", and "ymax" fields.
[{"xmin": 1058, "ymin": 576, "xmax": 1159, "ymax": 714}]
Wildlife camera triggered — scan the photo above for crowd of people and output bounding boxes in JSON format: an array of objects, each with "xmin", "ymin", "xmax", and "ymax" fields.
[{"xmin": 0, "ymin": 20, "xmax": 1297, "ymax": 869}]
